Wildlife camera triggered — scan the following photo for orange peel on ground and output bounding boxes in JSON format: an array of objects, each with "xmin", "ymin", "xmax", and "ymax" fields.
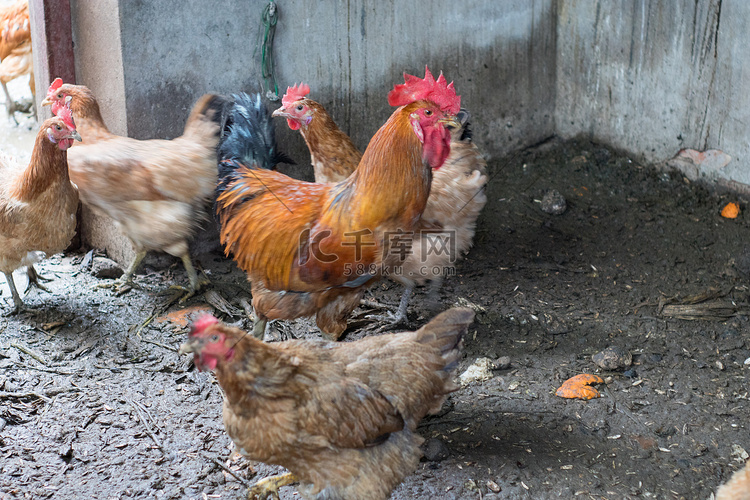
[
  {"xmin": 556, "ymin": 374, "xmax": 605, "ymax": 400},
  {"xmin": 721, "ymin": 202, "xmax": 740, "ymax": 219}
]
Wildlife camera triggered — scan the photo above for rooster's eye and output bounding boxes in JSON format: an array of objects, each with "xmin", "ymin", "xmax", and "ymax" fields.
[
  {"xmin": 296, "ymin": 105, "xmax": 304, "ymax": 111},
  {"xmin": 210, "ymin": 334, "xmax": 220, "ymax": 342}
]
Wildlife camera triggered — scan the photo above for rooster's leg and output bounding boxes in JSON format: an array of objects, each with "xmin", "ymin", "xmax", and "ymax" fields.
[
  {"xmin": 367, "ymin": 286, "xmax": 412, "ymax": 331},
  {"xmin": 247, "ymin": 472, "xmax": 296, "ymax": 500},
  {"xmin": 425, "ymin": 278, "xmax": 444, "ymax": 313},
  {"xmin": 2, "ymin": 272, "xmax": 24, "ymax": 314},
  {"xmin": 95, "ymin": 250, "xmax": 145, "ymax": 294}
]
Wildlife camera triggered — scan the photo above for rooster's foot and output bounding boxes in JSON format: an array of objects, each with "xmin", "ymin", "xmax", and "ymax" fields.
[
  {"xmin": 247, "ymin": 472, "xmax": 296, "ymax": 500},
  {"xmin": 366, "ymin": 309, "xmax": 409, "ymax": 332}
]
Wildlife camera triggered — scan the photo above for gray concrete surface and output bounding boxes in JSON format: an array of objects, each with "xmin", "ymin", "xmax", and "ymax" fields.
[{"xmin": 556, "ymin": 0, "xmax": 748, "ymax": 184}]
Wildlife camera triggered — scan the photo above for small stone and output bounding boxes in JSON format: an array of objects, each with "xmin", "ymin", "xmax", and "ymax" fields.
[
  {"xmin": 422, "ymin": 438, "xmax": 450, "ymax": 462},
  {"xmin": 90, "ymin": 257, "xmax": 124, "ymax": 279},
  {"xmin": 540, "ymin": 189, "xmax": 567, "ymax": 215},
  {"xmin": 492, "ymin": 356, "xmax": 511, "ymax": 370},
  {"xmin": 592, "ymin": 346, "xmax": 632, "ymax": 370}
]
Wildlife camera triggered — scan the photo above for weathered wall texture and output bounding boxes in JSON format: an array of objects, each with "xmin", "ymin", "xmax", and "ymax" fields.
[
  {"xmin": 556, "ymin": 0, "xmax": 749, "ymax": 184},
  {"xmin": 114, "ymin": 0, "xmax": 556, "ymax": 166},
  {"xmin": 68, "ymin": 0, "xmax": 134, "ymax": 265}
]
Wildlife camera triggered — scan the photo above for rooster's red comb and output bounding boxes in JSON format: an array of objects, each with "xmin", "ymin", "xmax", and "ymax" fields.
[
  {"xmin": 281, "ymin": 83, "xmax": 311, "ymax": 107},
  {"xmin": 387, "ymin": 66, "xmax": 460, "ymax": 115},
  {"xmin": 56, "ymin": 100, "xmax": 76, "ymax": 130},
  {"xmin": 190, "ymin": 315, "xmax": 220, "ymax": 336}
]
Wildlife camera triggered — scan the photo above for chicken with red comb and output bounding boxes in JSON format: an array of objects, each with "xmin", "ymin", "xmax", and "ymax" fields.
[
  {"xmin": 272, "ymin": 71, "xmax": 487, "ymax": 328},
  {"xmin": 178, "ymin": 307, "xmax": 475, "ymax": 499},
  {"xmin": 215, "ymin": 71, "xmax": 461, "ymax": 339}
]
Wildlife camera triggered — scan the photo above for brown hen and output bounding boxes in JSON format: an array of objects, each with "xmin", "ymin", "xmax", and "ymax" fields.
[
  {"xmin": 1, "ymin": 105, "xmax": 81, "ymax": 312},
  {"xmin": 42, "ymin": 79, "xmax": 228, "ymax": 298},
  {"xmin": 179, "ymin": 307, "xmax": 474, "ymax": 500}
]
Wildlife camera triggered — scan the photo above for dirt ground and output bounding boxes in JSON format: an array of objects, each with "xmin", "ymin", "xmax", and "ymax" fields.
[{"xmin": 1, "ymin": 120, "xmax": 750, "ymax": 499}]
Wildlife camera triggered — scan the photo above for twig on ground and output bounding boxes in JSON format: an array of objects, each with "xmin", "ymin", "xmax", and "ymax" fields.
[
  {"xmin": 201, "ymin": 452, "xmax": 252, "ymax": 487},
  {"xmin": 0, "ymin": 390, "xmax": 52, "ymax": 403},
  {"xmin": 10, "ymin": 342, "xmax": 48, "ymax": 365},
  {"xmin": 140, "ymin": 338, "xmax": 178, "ymax": 352},
  {"xmin": 128, "ymin": 399, "xmax": 171, "ymax": 458}
]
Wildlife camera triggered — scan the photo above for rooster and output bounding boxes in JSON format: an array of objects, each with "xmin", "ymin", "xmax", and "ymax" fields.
[
  {"xmin": 1, "ymin": 104, "xmax": 81, "ymax": 312},
  {"xmin": 215, "ymin": 68, "xmax": 461, "ymax": 339},
  {"xmin": 0, "ymin": 0, "xmax": 33, "ymax": 123},
  {"xmin": 41, "ymin": 79, "xmax": 229, "ymax": 299},
  {"xmin": 178, "ymin": 307, "xmax": 475, "ymax": 500},
  {"xmin": 272, "ymin": 80, "xmax": 488, "ymax": 326}
]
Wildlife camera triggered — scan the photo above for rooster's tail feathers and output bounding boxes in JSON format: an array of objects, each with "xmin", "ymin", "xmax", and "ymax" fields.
[{"xmin": 218, "ymin": 92, "xmax": 293, "ymax": 171}]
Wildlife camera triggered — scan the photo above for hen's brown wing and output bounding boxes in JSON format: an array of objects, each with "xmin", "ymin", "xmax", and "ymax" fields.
[
  {"xmin": 67, "ymin": 136, "xmax": 217, "ymax": 205},
  {"xmin": 295, "ymin": 378, "xmax": 404, "ymax": 451}
]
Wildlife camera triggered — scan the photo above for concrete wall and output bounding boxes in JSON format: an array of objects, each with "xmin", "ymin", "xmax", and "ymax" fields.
[
  {"xmin": 556, "ymin": 0, "xmax": 750, "ymax": 185},
  {"xmin": 113, "ymin": 0, "xmax": 556, "ymax": 167},
  {"xmin": 64, "ymin": 0, "xmax": 557, "ymax": 265}
]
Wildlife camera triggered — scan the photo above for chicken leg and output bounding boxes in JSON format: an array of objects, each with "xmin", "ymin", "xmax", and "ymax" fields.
[
  {"xmin": 366, "ymin": 286, "xmax": 413, "ymax": 331},
  {"xmin": 168, "ymin": 252, "xmax": 209, "ymax": 302},
  {"xmin": 95, "ymin": 250, "xmax": 146, "ymax": 294},
  {"xmin": 247, "ymin": 472, "xmax": 296, "ymax": 500},
  {"xmin": 1, "ymin": 81, "xmax": 19, "ymax": 125},
  {"xmin": 26, "ymin": 265, "xmax": 51, "ymax": 292},
  {"xmin": 2, "ymin": 271, "xmax": 23, "ymax": 313}
]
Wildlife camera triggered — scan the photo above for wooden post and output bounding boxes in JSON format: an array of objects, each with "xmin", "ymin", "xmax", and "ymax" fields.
[{"xmin": 29, "ymin": 0, "xmax": 76, "ymax": 121}]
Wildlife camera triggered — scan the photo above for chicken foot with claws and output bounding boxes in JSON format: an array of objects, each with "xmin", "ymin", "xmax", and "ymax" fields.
[
  {"xmin": 247, "ymin": 472, "xmax": 296, "ymax": 500},
  {"xmin": 366, "ymin": 286, "xmax": 413, "ymax": 331}
]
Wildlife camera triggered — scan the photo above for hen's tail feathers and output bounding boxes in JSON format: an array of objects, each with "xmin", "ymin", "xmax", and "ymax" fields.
[
  {"xmin": 414, "ymin": 307, "xmax": 474, "ymax": 373},
  {"xmin": 182, "ymin": 93, "xmax": 233, "ymax": 142}
]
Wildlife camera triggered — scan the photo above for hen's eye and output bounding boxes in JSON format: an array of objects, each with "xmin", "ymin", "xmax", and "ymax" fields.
[
  {"xmin": 210, "ymin": 334, "xmax": 220, "ymax": 342},
  {"xmin": 55, "ymin": 125, "xmax": 62, "ymax": 130},
  {"xmin": 296, "ymin": 105, "xmax": 304, "ymax": 111},
  {"xmin": 424, "ymin": 110, "xmax": 432, "ymax": 116},
  {"xmin": 57, "ymin": 93, "xmax": 63, "ymax": 98}
]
